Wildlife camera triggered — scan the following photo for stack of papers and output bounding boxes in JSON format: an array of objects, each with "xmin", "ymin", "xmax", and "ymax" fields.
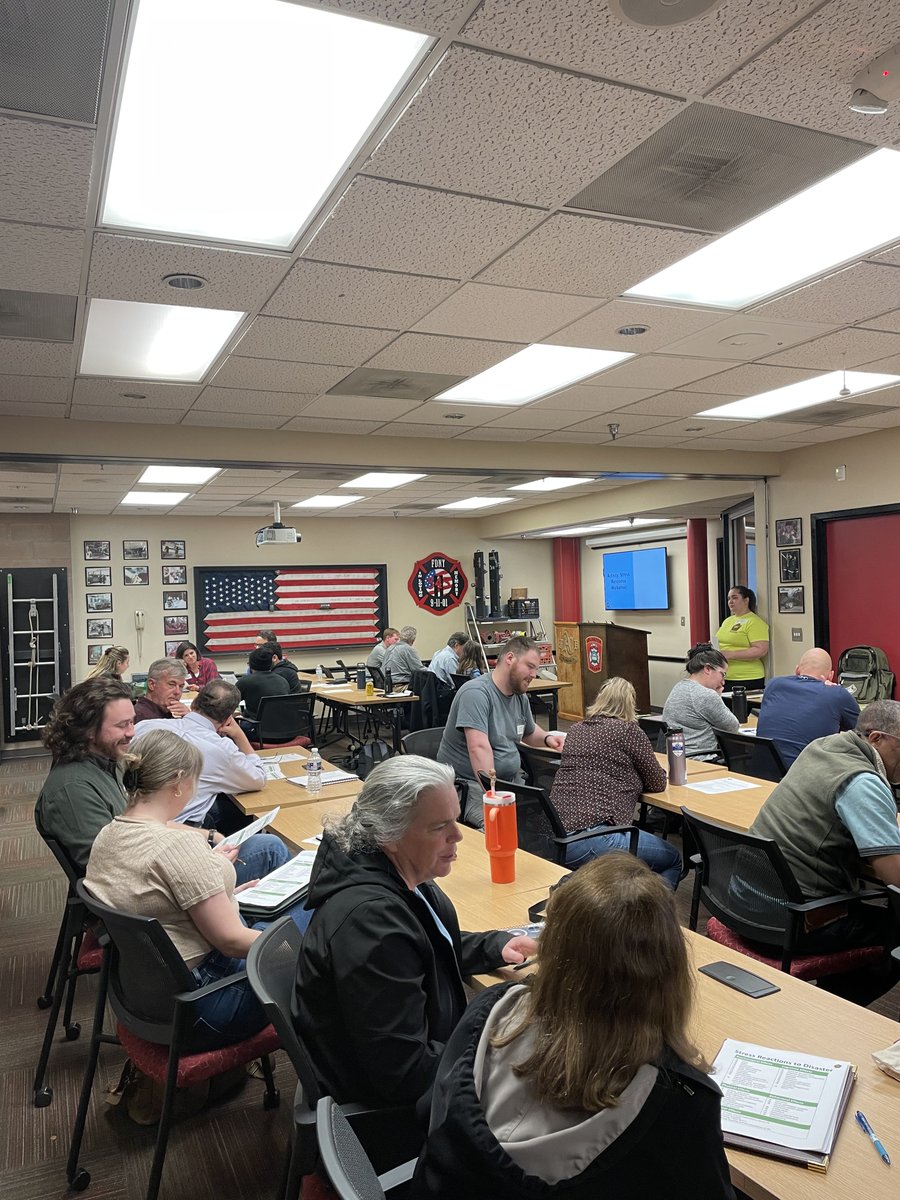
[
  {"xmin": 218, "ymin": 807, "xmax": 280, "ymax": 848},
  {"xmin": 714, "ymin": 1039, "xmax": 855, "ymax": 1170},
  {"xmin": 288, "ymin": 769, "xmax": 359, "ymax": 788},
  {"xmin": 685, "ymin": 777, "xmax": 760, "ymax": 795},
  {"xmin": 237, "ymin": 850, "xmax": 318, "ymax": 912}
]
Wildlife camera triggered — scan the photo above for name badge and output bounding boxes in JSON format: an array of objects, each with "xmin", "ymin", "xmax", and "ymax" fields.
[{"xmin": 516, "ymin": 723, "xmax": 525, "ymax": 738}]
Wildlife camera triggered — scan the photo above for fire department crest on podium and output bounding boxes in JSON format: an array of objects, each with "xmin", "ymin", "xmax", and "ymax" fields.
[{"xmin": 408, "ymin": 552, "xmax": 468, "ymax": 614}]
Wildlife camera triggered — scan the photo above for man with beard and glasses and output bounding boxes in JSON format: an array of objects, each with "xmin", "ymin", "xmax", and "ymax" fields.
[{"xmin": 438, "ymin": 637, "xmax": 565, "ymax": 828}]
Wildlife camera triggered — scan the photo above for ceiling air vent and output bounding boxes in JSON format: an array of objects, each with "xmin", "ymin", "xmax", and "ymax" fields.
[
  {"xmin": 0, "ymin": 289, "xmax": 77, "ymax": 341},
  {"xmin": 607, "ymin": 0, "xmax": 723, "ymax": 27},
  {"xmin": 327, "ymin": 368, "xmax": 464, "ymax": 401},
  {"xmin": 769, "ymin": 402, "xmax": 892, "ymax": 426}
]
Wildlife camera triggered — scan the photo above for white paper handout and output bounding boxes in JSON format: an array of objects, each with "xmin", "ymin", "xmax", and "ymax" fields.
[
  {"xmin": 288, "ymin": 769, "xmax": 359, "ymax": 788},
  {"xmin": 685, "ymin": 777, "xmax": 760, "ymax": 795},
  {"xmin": 237, "ymin": 850, "xmax": 318, "ymax": 911},
  {"xmin": 263, "ymin": 752, "xmax": 306, "ymax": 763},
  {"xmin": 262, "ymin": 762, "xmax": 285, "ymax": 781},
  {"xmin": 218, "ymin": 806, "xmax": 281, "ymax": 848}
]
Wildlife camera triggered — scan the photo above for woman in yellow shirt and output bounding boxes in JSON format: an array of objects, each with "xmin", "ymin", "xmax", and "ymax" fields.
[{"xmin": 715, "ymin": 586, "xmax": 769, "ymax": 691}]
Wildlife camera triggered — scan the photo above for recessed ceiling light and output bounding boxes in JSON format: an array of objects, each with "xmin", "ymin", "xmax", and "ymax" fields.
[
  {"xmin": 617, "ymin": 325, "xmax": 649, "ymax": 336},
  {"xmin": 433, "ymin": 344, "xmax": 634, "ymax": 406},
  {"xmin": 697, "ymin": 370, "xmax": 900, "ymax": 419},
  {"xmin": 436, "ymin": 497, "xmax": 516, "ymax": 510},
  {"xmin": 139, "ymin": 465, "xmax": 222, "ymax": 485},
  {"xmin": 342, "ymin": 472, "xmax": 425, "ymax": 489},
  {"xmin": 164, "ymin": 274, "xmax": 207, "ymax": 290},
  {"xmin": 102, "ymin": 0, "xmax": 431, "ymax": 249},
  {"xmin": 291, "ymin": 494, "xmax": 362, "ymax": 508},
  {"xmin": 509, "ymin": 477, "xmax": 595, "ymax": 492},
  {"xmin": 121, "ymin": 491, "xmax": 190, "ymax": 505},
  {"xmin": 80, "ymin": 299, "xmax": 244, "ymax": 382},
  {"xmin": 625, "ymin": 147, "xmax": 900, "ymax": 309}
]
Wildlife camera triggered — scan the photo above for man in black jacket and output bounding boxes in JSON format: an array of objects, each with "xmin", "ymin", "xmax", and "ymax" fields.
[
  {"xmin": 291, "ymin": 756, "xmax": 536, "ymax": 1108},
  {"xmin": 263, "ymin": 640, "xmax": 303, "ymax": 694}
]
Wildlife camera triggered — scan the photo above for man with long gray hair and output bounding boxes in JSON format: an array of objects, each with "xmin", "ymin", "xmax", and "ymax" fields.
[{"xmin": 292, "ymin": 755, "xmax": 537, "ymax": 1108}]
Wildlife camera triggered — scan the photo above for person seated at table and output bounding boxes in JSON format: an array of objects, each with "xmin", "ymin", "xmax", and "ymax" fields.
[
  {"xmin": 133, "ymin": 657, "xmax": 190, "ymax": 723},
  {"xmin": 382, "ymin": 625, "xmax": 424, "ymax": 687},
  {"xmin": 254, "ymin": 629, "xmax": 277, "ymax": 649},
  {"xmin": 428, "ymin": 632, "xmax": 468, "ymax": 685},
  {"xmin": 550, "ymin": 678, "xmax": 681, "ymax": 889},
  {"xmin": 236, "ymin": 646, "xmax": 289, "ymax": 724},
  {"xmin": 85, "ymin": 645, "xmax": 130, "ymax": 681},
  {"xmin": 85, "ymin": 728, "xmax": 308, "ymax": 1051},
  {"xmin": 366, "ymin": 627, "xmax": 400, "ymax": 673},
  {"xmin": 456, "ymin": 639, "xmax": 484, "ymax": 678},
  {"xmin": 261, "ymin": 640, "xmax": 303, "ymax": 693},
  {"xmin": 411, "ymin": 853, "xmax": 735, "ymax": 1200},
  {"xmin": 174, "ymin": 640, "xmax": 219, "ymax": 689},
  {"xmin": 291, "ymin": 755, "xmax": 537, "ymax": 1108},
  {"xmin": 662, "ymin": 643, "xmax": 740, "ymax": 760},
  {"xmin": 756, "ymin": 647, "xmax": 859, "ymax": 769}
]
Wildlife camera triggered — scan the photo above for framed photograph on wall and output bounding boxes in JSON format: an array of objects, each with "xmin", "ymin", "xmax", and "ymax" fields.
[
  {"xmin": 161, "ymin": 539, "xmax": 186, "ymax": 560},
  {"xmin": 124, "ymin": 565, "xmax": 149, "ymax": 586},
  {"xmin": 775, "ymin": 518, "xmax": 802, "ymax": 548},
  {"xmin": 86, "ymin": 592, "xmax": 113, "ymax": 613},
  {"xmin": 777, "ymin": 585, "xmax": 805, "ymax": 614},
  {"xmin": 87, "ymin": 644, "xmax": 104, "ymax": 666},
  {"xmin": 164, "ymin": 640, "xmax": 182, "ymax": 656},
  {"xmin": 164, "ymin": 614, "xmax": 188, "ymax": 636},
  {"xmin": 778, "ymin": 548, "xmax": 801, "ymax": 583},
  {"xmin": 87, "ymin": 618, "xmax": 113, "ymax": 639},
  {"xmin": 85, "ymin": 566, "xmax": 111, "ymax": 587},
  {"xmin": 163, "ymin": 589, "xmax": 187, "ymax": 610},
  {"xmin": 162, "ymin": 564, "xmax": 187, "ymax": 585},
  {"xmin": 83, "ymin": 539, "xmax": 110, "ymax": 561},
  {"xmin": 123, "ymin": 539, "xmax": 149, "ymax": 560}
]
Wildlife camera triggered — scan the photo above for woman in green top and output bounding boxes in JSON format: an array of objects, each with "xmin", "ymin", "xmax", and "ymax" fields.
[{"xmin": 715, "ymin": 586, "xmax": 769, "ymax": 691}]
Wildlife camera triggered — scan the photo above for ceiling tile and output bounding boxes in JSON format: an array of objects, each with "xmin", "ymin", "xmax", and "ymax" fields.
[
  {"xmin": 861, "ymin": 308, "xmax": 900, "ymax": 334},
  {"xmin": 392, "ymin": 402, "xmax": 513, "ymax": 426},
  {"xmin": 846, "ymin": 407, "xmax": 900, "ymax": 428},
  {"xmin": 0, "ymin": 116, "xmax": 93, "ymax": 226},
  {"xmin": 661, "ymin": 315, "xmax": 836, "ymax": 361},
  {"xmin": 604, "ymin": 432, "xmax": 691, "ymax": 447},
  {"xmin": 532, "ymin": 429, "xmax": 612, "ymax": 444},
  {"xmin": 462, "ymin": 0, "xmax": 820, "ymax": 95},
  {"xmin": 0, "ymin": 339, "xmax": 72, "ymax": 376},
  {"xmin": 708, "ymin": 0, "xmax": 900, "ymax": 141},
  {"xmin": 753, "ymin": 264, "xmax": 900, "ymax": 326},
  {"xmin": 454, "ymin": 426, "xmax": 541, "ymax": 441},
  {"xmin": 300, "ymin": 394, "xmax": 422, "ymax": 420},
  {"xmin": 367, "ymin": 44, "xmax": 682, "ymax": 207},
  {"xmin": 480, "ymin": 406, "xmax": 589, "ymax": 430},
  {"xmin": 685, "ymin": 362, "xmax": 820, "ymax": 396},
  {"xmin": 264, "ymin": 260, "xmax": 459, "ymax": 328},
  {"xmin": 777, "ymin": 424, "xmax": 873, "ymax": 443},
  {"xmin": 848, "ymin": 353, "xmax": 900, "ymax": 377},
  {"xmin": 192, "ymin": 387, "xmax": 316, "ymax": 416},
  {"xmin": 72, "ymin": 379, "xmax": 201, "ymax": 409},
  {"xmin": 366, "ymin": 332, "xmax": 522, "ymax": 374},
  {"xmin": 763, "ymin": 327, "xmax": 900, "ymax": 369},
  {"xmin": 618, "ymin": 390, "xmax": 732, "ymax": 417},
  {"xmin": 551, "ymin": 299, "xmax": 727, "ymax": 353},
  {"xmin": 478, "ymin": 214, "xmax": 709, "ymax": 296},
  {"xmin": 211, "ymin": 358, "xmax": 349, "ymax": 393},
  {"xmin": 0, "ymin": 222, "xmax": 84, "ymax": 294},
  {"xmin": 563, "ymin": 412, "xmax": 662, "ymax": 435},
  {"xmin": 676, "ymin": 436, "xmax": 788, "ymax": 453},
  {"xmin": 304, "ymin": 177, "xmax": 539, "ymax": 277},
  {"xmin": 599, "ymin": 354, "xmax": 735, "ymax": 390},
  {"xmin": 0, "ymin": 376, "xmax": 68, "ymax": 404},
  {"xmin": 370, "ymin": 421, "xmax": 465, "ymax": 438},
  {"xmin": 0, "ymin": 400, "xmax": 67, "ymax": 419},
  {"xmin": 278, "ymin": 416, "xmax": 385, "ymax": 434},
  {"xmin": 298, "ymin": 0, "xmax": 473, "ymax": 33},
  {"xmin": 412, "ymin": 282, "xmax": 599, "ymax": 342},
  {"xmin": 236, "ymin": 316, "xmax": 395, "ymax": 365},
  {"xmin": 69, "ymin": 405, "xmax": 185, "ymax": 424},
  {"xmin": 872, "ymin": 243, "xmax": 900, "ymax": 268},
  {"xmin": 87, "ymin": 235, "xmax": 289, "ymax": 311},
  {"xmin": 181, "ymin": 411, "xmax": 288, "ymax": 429},
  {"xmin": 705, "ymin": 421, "xmax": 812, "ymax": 440},
  {"xmin": 530, "ymin": 383, "xmax": 657, "ymax": 411}
]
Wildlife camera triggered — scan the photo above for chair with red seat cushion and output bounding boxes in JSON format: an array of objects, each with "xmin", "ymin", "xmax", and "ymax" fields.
[
  {"xmin": 682, "ymin": 806, "xmax": 888, "ymax": 978},
  {"xmin": 250, "ymin": 692, "xmax": 315, "ymax": 750},
  {"xmin": 67, "ymin": 880, "xmax": 280, "ymax": 1200}
]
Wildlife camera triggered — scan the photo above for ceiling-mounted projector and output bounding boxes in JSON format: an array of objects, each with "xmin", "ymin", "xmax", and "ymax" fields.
[
  {"xmin": 848, "ymin": 42, "xmax": 900, "ymax": 113},
  {"xmin": 255, "ymin": 501, "xmax": 300, "ymax": 548}
]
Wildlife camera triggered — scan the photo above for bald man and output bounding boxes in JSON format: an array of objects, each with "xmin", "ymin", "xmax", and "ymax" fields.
[{"xmin": 756, "ymin": 648, "xmax": 860, "ymax": 768}]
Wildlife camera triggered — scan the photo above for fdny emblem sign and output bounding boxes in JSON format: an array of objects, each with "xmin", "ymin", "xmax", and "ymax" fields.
[
  {"xmin": 585, "ymin": 635, "xmax": 603, "ymax": 673},
  {"xmin": 408, "ymin": 552, "xmax": 468, "ymax": 614}
]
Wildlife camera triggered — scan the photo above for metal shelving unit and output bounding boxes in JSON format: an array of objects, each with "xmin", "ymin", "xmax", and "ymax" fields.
[{"xmin": 463, "ymin": 601, "xmax": 555, "ymax": 673}]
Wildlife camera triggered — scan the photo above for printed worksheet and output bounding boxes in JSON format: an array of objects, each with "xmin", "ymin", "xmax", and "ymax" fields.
[
  {"xmin": 218, "ymin": 806, "xmax": 281, "ymax": 848},
  {"xmin": 685, "ymin": 777, "xmax": 760, "ymax": 795}
]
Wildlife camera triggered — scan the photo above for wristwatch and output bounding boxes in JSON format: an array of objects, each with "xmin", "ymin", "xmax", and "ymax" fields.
[{"xmin": 207, "ymin": 830, "xmax": 216, "ymax": 847}]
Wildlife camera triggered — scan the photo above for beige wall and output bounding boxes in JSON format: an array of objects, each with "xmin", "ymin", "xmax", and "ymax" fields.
[{"xmin": 68, "ymin": 513, "xmax": 555, "ymax": 676}]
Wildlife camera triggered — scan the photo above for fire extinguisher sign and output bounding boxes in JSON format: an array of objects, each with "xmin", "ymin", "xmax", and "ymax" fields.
[
  {"xmin": 585, "ymin": 635, "xmax": 603, "ymax": 673},
  {"xmin": 408, "ymin": 552, "xmax": 468, "ymax": 614}
]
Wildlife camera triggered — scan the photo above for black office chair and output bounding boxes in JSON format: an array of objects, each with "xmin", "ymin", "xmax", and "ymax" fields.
[
  {"xmin": 714, "ymin": 729, "xmax": 787, "ymax": 782},
  {"xmin": 518, "ymin": 743, "xmax": 561, "ymax": 795},
  {"xmin": 637, "ymin": 716, "xmax": 667, "ymax": 751},
  {"xmin": 401, "ymin": 726, "xmax": 444, "ymax": 760},
  {"xmin": 252, "ymin": 692, "xmax": 315, "ymax": 748},
  {"xmin": 316, "ymin": 1097, "xmax": 416, "ymax": 1200},
  {"xmin": 682, "ymin": 807, "xmax": 888, "ymax": 978},
  {"xmin": 68, "ymin": 881, "xmax": 279, "ymax": 1200},
  {"xmin": 369, "ymin": 665, "xmax": 385, "ymax": 691},
  {"xmin": 450, "ymin": 672, "xmax": 472, "ymax": 691},
  {"xmin": 477, "ymin": 774, "xmax": 639, "ymax": 866}
]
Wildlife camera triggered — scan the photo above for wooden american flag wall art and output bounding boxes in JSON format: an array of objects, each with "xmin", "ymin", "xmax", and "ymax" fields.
[{"xmin": 194, "ymin": 564, "xmax": 388, "ymax": 657}]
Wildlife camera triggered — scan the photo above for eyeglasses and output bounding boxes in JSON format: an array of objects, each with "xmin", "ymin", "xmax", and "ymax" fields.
[{"xmin": 871, "ymin": 730, "xmax": 900, "ymax": 743}]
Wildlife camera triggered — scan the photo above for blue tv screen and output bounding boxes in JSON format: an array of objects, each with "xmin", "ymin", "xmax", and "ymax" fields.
[{"xmin": 602, "ymin": 546, "xmax": 669, "ymax": 611}]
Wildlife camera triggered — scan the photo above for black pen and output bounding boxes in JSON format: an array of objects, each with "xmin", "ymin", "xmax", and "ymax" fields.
[{"xmin": 512, "ymin": 957, "xmax": 536, "ymax": 971}]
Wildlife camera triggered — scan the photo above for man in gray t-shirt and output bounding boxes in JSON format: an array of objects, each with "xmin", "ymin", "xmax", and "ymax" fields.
[{"xmin": 438, "ymin": 637, "xmax": 566, "ymax": 828}]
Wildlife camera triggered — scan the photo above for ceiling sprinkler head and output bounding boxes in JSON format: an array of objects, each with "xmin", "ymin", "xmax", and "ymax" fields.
[{"xmin": 608, "ymin": 423, "xmax": 620, "ymax": 441}]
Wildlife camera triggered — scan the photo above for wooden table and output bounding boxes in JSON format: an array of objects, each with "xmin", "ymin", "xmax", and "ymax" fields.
[
  {"xmin": 647, "ymin": 772, "xmax": 777, "ymax": 833},
  {"xmin": 653, "ymin": 752, "xmax": 727, "ymax": 779},
  {"xmin": 298, "ymin": 673, "xmax": 418, "ymax": 753},
  {"xmin": 236, "ymin": 747, "xmax": 362, "ymax": 815}
]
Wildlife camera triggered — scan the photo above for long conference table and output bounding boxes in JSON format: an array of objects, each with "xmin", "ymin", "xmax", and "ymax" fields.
[{"xmin": 240, "ymin": 767, "xmax": 900, "ymax": 1200}]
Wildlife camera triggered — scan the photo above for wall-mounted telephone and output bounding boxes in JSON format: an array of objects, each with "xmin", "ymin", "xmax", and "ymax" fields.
[
  {"xmin": 134, "ymin": 611, "xmax": 145, "ymax": 630},
  {"xmin": 134, "ymin": 610, "xmax": 145, "ymax": 660}
]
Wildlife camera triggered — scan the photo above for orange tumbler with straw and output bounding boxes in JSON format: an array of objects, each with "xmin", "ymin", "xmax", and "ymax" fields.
[{"xmin": 483, "ymin": 790, "xmax": 517, "ymax": 883}]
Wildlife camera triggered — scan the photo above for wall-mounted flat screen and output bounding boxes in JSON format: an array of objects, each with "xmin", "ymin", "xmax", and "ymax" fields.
[{"xmin": 603, "ymin": 546, "xmax": 669, "ymax": 611}]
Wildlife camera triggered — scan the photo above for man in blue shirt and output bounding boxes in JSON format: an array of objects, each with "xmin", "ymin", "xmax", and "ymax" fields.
[
  {"xmin": 756, "ymin": 647, "xmax": 859, "ymax": 768},
  {"xmin": 427, "ymin": 632, "xmax": 467, "ymax": 685}
]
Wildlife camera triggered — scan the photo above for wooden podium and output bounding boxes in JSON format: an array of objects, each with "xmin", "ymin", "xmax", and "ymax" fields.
[{"xmin": 553, "ymin": 622, "xmax": 651, "ymax": 721}]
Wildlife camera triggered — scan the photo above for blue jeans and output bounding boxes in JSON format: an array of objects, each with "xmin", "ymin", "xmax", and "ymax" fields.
[
  {"xmin": 565, "ymin": 827, "xmax": 682, "ymax": 890},
  {"xmin": 232, "ymin": 833, "xmax": 290, "ymax": 887}
]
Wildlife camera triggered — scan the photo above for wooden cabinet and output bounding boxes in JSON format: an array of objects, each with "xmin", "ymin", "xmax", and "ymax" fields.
[{"xmin": 553, "ymin": 622, "xmax": 650, "ymax": 720}]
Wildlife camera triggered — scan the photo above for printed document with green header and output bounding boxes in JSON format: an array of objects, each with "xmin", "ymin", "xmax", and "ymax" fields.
[{"xmin": 713, "ymin": 1039, "xmax": 855, "ymax": 1168}]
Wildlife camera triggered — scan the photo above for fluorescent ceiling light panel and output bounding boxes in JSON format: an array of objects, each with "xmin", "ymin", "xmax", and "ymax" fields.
[
  {"xmin": 626, "ymin": 148, "xmax": 900, "ymax": 309},
  {"xmin": 509, "ymin": 477, "xmax": 594, "ymax": 492},
  {"xmin": 342, "ymin": 473, "xmax": 426, "ymax": 489},
  {"xmin": 291, "ymin": 495, "xmax": 362, "ymax": 508},
  {"xmin": 536, "ymin": 518, "xmax": 670, "ymax": 538},
  {"xmin": 697, "ymin": 371, "xmax": 900, "ymax": 419},
  {"xmin": 80, "ymin": 299, "xmax": 244, "ymax": 382},
  {"xmin": 433, "ymin": 345, "xmax": 634, "ymax": 406},
  {"xmin": 139, "ymin": 466, "xmax": 221, "ymax": 485},
  {"xmin": 103, "ymin": 0, "xmax": 431, "ymax": 248},
  {"xmin": 437, "ymin": 497, "xmax": 515, "ymax": 510},
  {"xmin": 121, "ymin": 491, "xmax": 190, "ymax": 505}
]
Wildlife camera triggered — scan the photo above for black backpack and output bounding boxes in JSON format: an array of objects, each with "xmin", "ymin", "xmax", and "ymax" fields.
[{"xmin": 836, "ymin": 645, "xmax": 895, "ymax": 703}]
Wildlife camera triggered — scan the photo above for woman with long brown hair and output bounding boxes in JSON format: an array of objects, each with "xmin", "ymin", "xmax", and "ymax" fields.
[
  {"xmin": 412, "ymin": 854, "xmax": 735, "ymax": 1199},
  {"xmin": 85, "ymin": 645, "xmax": 130, "ymax": 680}
]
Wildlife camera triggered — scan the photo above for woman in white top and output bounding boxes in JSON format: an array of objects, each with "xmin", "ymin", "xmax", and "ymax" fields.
[{"xmin": 662, "ymin": 643, "xmax": 740, "ymax": 760}]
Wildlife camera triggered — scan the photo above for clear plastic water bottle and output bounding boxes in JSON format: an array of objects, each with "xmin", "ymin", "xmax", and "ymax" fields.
[
  {"xmin": 665, "ymin": 726, "xmax": 687, "ymax": 786},
  {"xmin": 306, "ymin": 747, "xmax": 322, "ymax": 795},
  {"xmin": 315, "ymin": 664, "xmax": 324, "ymax": 683}
]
